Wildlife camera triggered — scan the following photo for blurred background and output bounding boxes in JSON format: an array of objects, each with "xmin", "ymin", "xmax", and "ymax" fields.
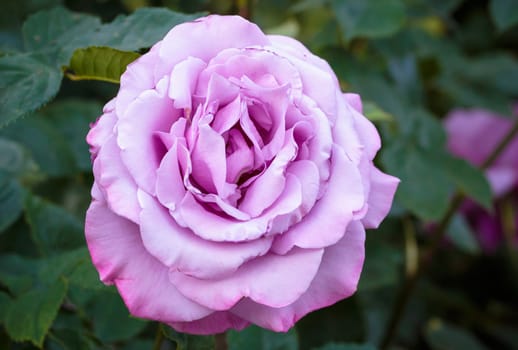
[{"xmin": 0, "ymin": 0, "xmax": 517, "ymax": 349}]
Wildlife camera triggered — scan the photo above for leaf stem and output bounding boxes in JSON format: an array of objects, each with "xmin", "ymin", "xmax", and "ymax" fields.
[
  {"xmin": 380, "ymin": 117, "xmax": 518, "ymax": 349},
  {"xmin": 215, "ymin": 332, "xmax": 228, "ymax": 350},
  {"xmin": 153, "ymin": 324, "xmax": 164, "ymax": 350}
]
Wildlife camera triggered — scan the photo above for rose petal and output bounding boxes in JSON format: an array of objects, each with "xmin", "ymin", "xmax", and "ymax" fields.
[
  {"xmin": 168, "ymin": 56, "xmax": 207, "ymax": 116},
  {"xmin": 238, "ymin": 132, "xmax": 297, "ymax": 217},
  {"xmin": 85, "ymin": 200, "xmax": 212, "ymax": 323},
  {"xmin": 87, "ymin": 99, "xmax": 116, "ymax": 159},
  {"xmin": 169, "ymin": 247, "xmax": 324, "ymax": 310},
  {"xmin": 117, "ymin": 80, "xmax": 179, "ymax": 195},
  {"xmin": 168, "ymin": 312, "xmax": 249, "ymax": 335},
  {"xmin": 267, "ymin": 35, "xmax": 338, "ymax": 82},
  {"xmin": 138, "ymin": 190, "xmax": 273, "ymax": 279},
  {"xmin": 117, "ymin": 42, "xmax": 162, "ymax": 116},
  {"xmin": 158, "ymin": 15, "xmax": 269, "ymax": 74},
  {"xmin": 212, "ymin": 95, "xmax": 242, "ymax": 134},
  {"xmin": 177, "ymin": 172, "xmax": 303, "ymax": 241},
  {"xmin": 361, "ymin": 167, "xmax": 400, "ymax": 229},
  {"xmin": 231, "ymin": 221, "xmax": 365, "ymax": 332},
  {"xmin": 94, "ymin": 134, "xmax": 140, "ymax": 223},
  {"xmin": 156, "ymin": 141, "xmax": 187, "ymax": 211},
  {"xmin": 344, "ymin": 93, "xmax": 363, "ymax": 113},
  {"xmin": 271, "ymin": 145, "xmax": 365, "ymax": 254}
]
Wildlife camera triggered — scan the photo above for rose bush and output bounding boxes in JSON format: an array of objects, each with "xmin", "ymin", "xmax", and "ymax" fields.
[
  {"xmin": 445, "ymin": 108, "xmax": 518, "ymax": 252},
  {"xmin": 85, "ymin": 15, "xmax": 399, "ymax": 334}
]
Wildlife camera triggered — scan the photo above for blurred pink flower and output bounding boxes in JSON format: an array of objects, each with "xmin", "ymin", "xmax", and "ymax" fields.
[{"xmin": 445, "ymin": 107, "xmax": 518, "ymax": 252}]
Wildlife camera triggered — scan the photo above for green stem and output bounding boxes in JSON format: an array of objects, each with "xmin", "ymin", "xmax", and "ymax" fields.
[
  {"xmin": 380, "ymin": 118, "xmax": 518, "ymax": 349},
  {"xmin": 215, "ymin": 332, "xmax": 228, "ymax": 350},
  {"xmin": 153, "ymin": 324, "xmax": 164, "ymax": 350}
]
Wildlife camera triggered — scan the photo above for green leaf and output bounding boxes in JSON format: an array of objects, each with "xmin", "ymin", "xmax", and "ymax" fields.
[
  {"xmin": 161, "ymin": 325, "xmax": 215, "ymax": 350},
  {"xmin": 446, "ymin": 214, "xmax": 481, "ymax": 255},
  {"xmin": 65, "ymin": 46, "xmax": 141, "ymax": 83},
  {"xmin": 358, "ymin": 238, "xmax": 402, "ymax": 291},
  {"xmin": 442, "ymin": 156, "xmax": 492, "ymax": 211},
  {"xmin": 0, "ymin": 291, "xmax": 12, "ymax": 325},
  {"xmin": 46, "ymin": 313, "xmax": 95, "ymax": 350},
  {"xmin": 0, "ymin": 254, "xmax": 37, "ymax": 295},
  {"xmin": 4, "ymin": 278, "xmax": 68, "ymax": 347},
  {"xmin": 22, "ymin": 6, "xmax": 102, "ymax": 65},
  {"xmin": 86, "ymin": 291, "xmax": 147, "ymax": 343},
  {"xmin": 313, "ymin": 343, "xmax": 377, "ymax": 350},
  {"xmin": 425, "ymin": 320, "xmax": 489, "ymax": 350},
  {"xmin": 93, "ymin": 7, "xmax": 204, "ymax": 51},
  {"xmin": 0, "ymin": 112, "xmax": 77, "ymax": 176},
  {"xmin": 0, "ymin": 175, "xmax": 24, "ymax": 233},
  {"xmin": 228, "ymin": 325, "xmax": 299, "ymax": 350},
  {"xmin": 39, "ymin": 99, "xmax": 102, "ymax": 172},
  {"xmin": 65, "ymin": 251, "xmax": 104, "ymax": 290},
  {"xmin": 362, "ymin": 101, "xmax": 394, "ymax": 122},
  {"xmin": 0, "ymin": 137, "xmax": 38, "ymax": 177},
  {"xmin": 25, "ymin": 194, "xmax": 84, "ymax": 256},
  {"xmin": 331, "ymin": 0, "xmax": 405, "ymax": 41},
  {"xmin": 490, "ymin": 0, "xmax": 518, "ymax": 32},
  {"xmin": 382, "ymin": 142, "xmax": 453, "ymax": 220},
  {"xmin": 437, "ymin": 53, "xmax": 518, "ymax": 115},
  {"xmin": 0, "ymin": 53, "xmax": 62, "ymax": 128}
]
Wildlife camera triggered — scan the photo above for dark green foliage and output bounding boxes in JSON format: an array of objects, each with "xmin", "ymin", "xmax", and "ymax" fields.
[{"xmin": 0, "ymin": 0, "xmax": 516, "ymax": 349}]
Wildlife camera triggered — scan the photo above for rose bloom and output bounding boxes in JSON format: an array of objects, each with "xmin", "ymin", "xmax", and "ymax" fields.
[
  {"xmin": 445, "ymin": 108, "xmax": 518, "ymax": 252},
  {"xmin": 85, "ymin": 15, "xmax": 399, "ymax": 334}
]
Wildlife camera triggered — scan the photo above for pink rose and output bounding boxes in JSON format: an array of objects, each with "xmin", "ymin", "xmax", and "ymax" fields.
[
  {"xmin": 445, "ymin": 108, "xmax": 518, "ymax": 251},
  {"xmin": 85, "ymin": 15, "xmax": 399, "ymax": 334}
]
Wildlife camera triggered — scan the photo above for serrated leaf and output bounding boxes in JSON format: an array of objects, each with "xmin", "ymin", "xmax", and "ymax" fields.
[
  {"xmin": 382, "ymin": 142, "xmax": 453, "ymax": 220},
  {"xmin": 40, "ymin": 99, "xmax": 102, "ymax": 171},
  {"xmin": 0, "ymin": 254, "xmax": 37, "ymax": 295},
  {"xmin": 228, "ymin": 326, "xmax": 298, "ymax": 350},
  {"xmin": 442, "ymin": 156, "xmax": 492, "ymax": 211},
  {"xmin": 0, "ymin": 53, "xmax": 62, "ymax": 128},
  {"xmin": 0, "ymin": 112, "xmax": 77, "ymax": 176},
  {"xmin": 22, "ymin": 6, "xmax": 101, "ymax": 65},
  {"xmin": 25, "ymin": 194, "xmax": 84, "ymax": 256},
  {"xmin": 490, "ymin": 0, "xmax": 518, "ymax": 32},
  {"xmin": 0, "ymin": 175, "xmax": 24, "ymax": 233},
  {"xmin": 93, "ymin": 7, "xmax": 204, "ymax": 51},
  {"xmin": 86, "ymin": 291, "xmax": 147, "ymax": 343},
  {"xmin": 331, "ymin": 0, "xmax": 405, "ymax": 41},
  {"xmin": 65, "ymin": 46, "xmax": 141, "ymax": 84},
  {"xmin": 4, "ymin": 278, "xmax": 68, "ymax": 348},
  {"xmin": 0, "ymin": 137, "xmax": 38, "ymax": 176}
]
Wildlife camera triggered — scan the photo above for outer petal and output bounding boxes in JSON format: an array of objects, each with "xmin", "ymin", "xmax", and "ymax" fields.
[
  {"xmin": 94, "ymin": 134, "xmax": 140, "ymax": 223},
  {"xmin": 138, "ymin": 191, "xmax": 273, "ymax": 279},
  {"xmin": 231, "ymin": 221, "xmax": 365, "ymax": 332},
  {"xmin": 158, "ymin": 15, "xmax": 270, "ymax": 76},
  {"xmin": 85, "ymin": 200, "xmax": 212, "ymax": 323},
  {"xmin": 87, "ymin": 99, "xmax": 116, "ymax": 159},
  {"xmin": 117, "ymin": 42, "xmax": 162, "ymax": 115},
  {"xmin": 169, "ymin": 247, "xmax": 324, "ymax": 310},
  {"xmin": 271, "ymin": 146, "xmax": 365, "ymax": 254},
  {"xmin": 169, "ymin": 312, "xmax": 249, "ymax": 335},
  {"xmin": 361, "ymin": 167, "xmax": 400, "ymax": 229}
]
